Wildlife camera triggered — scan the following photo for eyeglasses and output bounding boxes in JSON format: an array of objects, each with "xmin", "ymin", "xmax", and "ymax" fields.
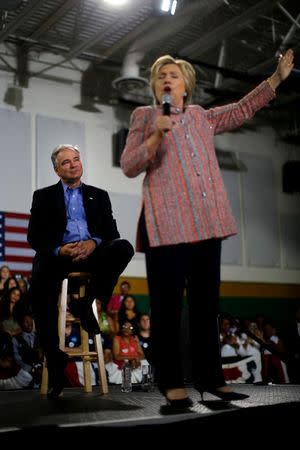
[{"xmin": 122, "ymin": 325, "xmax": 133, "ymax": 330}]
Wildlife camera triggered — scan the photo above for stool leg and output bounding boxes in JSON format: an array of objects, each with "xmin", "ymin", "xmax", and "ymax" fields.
[
  {"xmin": 92, "ymin": 300, "xmax": 108, "ymax": 394},
  {"xmin": 58, "ymin": 278, "xmax": 68, "ymax": 351},
  {"xmin": 78, "ymin": 281, "xmax": 92, "ymax": 392},
  {"xmin": 40, "ymin": 358, "xmax": 49, "ymax": 395},
  {"xmin": 81, "ymin": 326, "xmax": 92, "ymax": 392}
]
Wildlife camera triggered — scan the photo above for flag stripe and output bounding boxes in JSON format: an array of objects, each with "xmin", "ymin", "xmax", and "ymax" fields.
[
  {"xmin": 5, "ymin": 212, "xmax": 30, "ymax": 220},
  {"xmin": 6, "ymin": 247, "xmax": 35, "ymax": 257},
  {"xmin": 6, "ymin": 226, "xmax": 28, "ymax": 234},
  {"xmin": 3, "ymin": 262, "xmax": 33, "ymax": 272},
  {"xmin": 0, "ymin": 211, "xmax": 34, "ymax": 278},
  {"xmin": 5, "ymin": 255, "xmax": 34, "ymax": 263},
  {"xmin": 5, "ymin": 232, "xmax": 29, "ymax": 243},
  {"xmin": 5, "ymin": 240, "xmax": 32, "ymax": 249},
  {"xmin": 6, "ymin": 218, "xmax": 29, "ymax": 228}
]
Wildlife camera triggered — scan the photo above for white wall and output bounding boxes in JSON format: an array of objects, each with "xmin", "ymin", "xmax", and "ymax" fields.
[{"xmin": 0, "ymin": 60, "xmax": 299, "ymax": 283}]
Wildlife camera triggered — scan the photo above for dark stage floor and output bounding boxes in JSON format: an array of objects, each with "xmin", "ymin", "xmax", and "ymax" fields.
[{"xmin": 1, "ymin": 384, "xmax": 300, "ymax": 442}]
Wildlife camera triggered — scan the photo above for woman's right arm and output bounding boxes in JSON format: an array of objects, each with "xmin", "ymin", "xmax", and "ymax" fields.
[{"xmin": 120, "ymin": 107, "xmax": 165, "ymax": 178}]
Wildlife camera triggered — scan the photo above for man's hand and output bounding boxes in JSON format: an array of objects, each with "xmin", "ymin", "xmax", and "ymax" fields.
[
  {"xmin": 59, "ymin": 240, "xmax": 96, "ymax": 262},
  {"xmin": 72, "ymin": 239, "xmax": 96, "ymax": 262}
]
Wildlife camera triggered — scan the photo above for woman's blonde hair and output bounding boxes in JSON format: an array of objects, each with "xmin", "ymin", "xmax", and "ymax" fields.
[{"xmin": 150, "ymin": 54, "xmax": 196, "ymax": 105}]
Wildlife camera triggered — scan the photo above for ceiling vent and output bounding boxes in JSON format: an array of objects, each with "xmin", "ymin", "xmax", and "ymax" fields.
[{"xmin": 112, "ymin": 50, "xmax": 148, "ymax": 93}]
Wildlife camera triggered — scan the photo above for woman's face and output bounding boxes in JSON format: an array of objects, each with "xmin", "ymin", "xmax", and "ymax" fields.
[
  {"xmin": 10, "ymin": 288, "xmax": 21, "ymax": 304},
  {"xmin": 122, "ymin": 322, "xmax": 134, "ymax": 336},
  {"xmin": 8, "ymin": 279, "xmax": 18, "ymax": 289},
  {"xmin": 0, "ymin": 266, "xmax": 10, "ymax": 281},
  {"xmin": 154, "ymin": 63, "xmax": 186, "ymax": 108},
  {"xmin": 124, "ymin": 296, "xmax": 135, "ymax": 309},
  {"xmin": 96, "ymin": 299, "xmax": 103, "ymax": 313}
]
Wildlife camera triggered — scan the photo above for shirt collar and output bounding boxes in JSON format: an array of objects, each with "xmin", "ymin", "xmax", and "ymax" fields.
[{"xmin": 61, "ymin": 181, "xmax": 82, "ymax": 193}]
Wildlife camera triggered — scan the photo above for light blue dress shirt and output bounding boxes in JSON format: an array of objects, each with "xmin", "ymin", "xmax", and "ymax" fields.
[{"xmin": 54, "ymin": 182, "xmax": 101, "ymax": 255}]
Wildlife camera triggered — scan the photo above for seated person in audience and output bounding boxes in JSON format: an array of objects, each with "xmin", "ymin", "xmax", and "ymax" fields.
[
  {"xmin": 105, "ymin": 321, "xmax": 145, "ymax": 384},
  {"xmin": 0, "ymin": 265, "xmax": 11, "ymax": 298},
  {"xmin": 282, "ymin": 305, "xmax": 300, "ymax": 383},
  {"xmin": 0, "ymin": 329, "xmax": 32, "ymax": 390},
  {"xmin": 107, "ymin": 280, "xmax": 131, "ymax": 319},
  {"xmin": 16, "ymin": 276, "xmax": 31, "ymax": 314},
  {"xmin": 12, "ymin": 313, "xmax": 43, "ymax": 387},
  {"xmin": 219, "ymin": 316, "xmax": 262, "ymax": 383},
  {"xmin": 261, "ymin": 321, "xmax": 289, "ymax": 384},
  {"xmin": 63, "ymin": 322, "xmax": 96, "ymax": 388},
  {"xmin": 3, "ymin": 276, "xmax": 19, "ymax": 294},
  {"xmin": 118, "ymin": 294, "xmax": 140, "ymax": 336},
  {"xmin": 65, "ymin": 321, "xmax": 81, "ymax": 349},
  {"xmin": 137, "ymin": 313, "xmax": 152, "ymax": 364},
  {"xmin": 95, "ymin": 298, "xmax": 117, "ymax": 363},
  {"xmin": 0, "ymin": 287, "xmax": 26, "ymax": 337}
]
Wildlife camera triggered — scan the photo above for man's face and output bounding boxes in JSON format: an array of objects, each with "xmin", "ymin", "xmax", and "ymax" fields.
[{"xmin": 55, "ymin": 148, "xmax": 83, "ymax": 185}]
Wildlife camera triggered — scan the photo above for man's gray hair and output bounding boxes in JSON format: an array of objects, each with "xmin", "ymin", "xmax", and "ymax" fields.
[{"xmin": 51, "ymin": 144, "xmax": 80, "ymax": 169}]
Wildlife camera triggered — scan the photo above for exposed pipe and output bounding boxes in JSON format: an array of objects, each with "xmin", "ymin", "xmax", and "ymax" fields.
[
  {"xmin": 112, "ymin": 47, "xmax": 148, "ymax": 92},
  {"xmin": 214, "ymin": 40, "xmax": 226, "ymax": 88}
]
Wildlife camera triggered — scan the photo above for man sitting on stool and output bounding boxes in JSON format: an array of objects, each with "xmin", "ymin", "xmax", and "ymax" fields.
[{"xmin": 27, "ymin": 144, "xmax": 134, "ymax": 398}]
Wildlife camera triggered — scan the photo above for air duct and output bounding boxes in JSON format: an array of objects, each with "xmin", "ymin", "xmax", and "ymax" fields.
[{"xmin": 112, "ymin": 49, "xmax": 148, "ymax": 92}]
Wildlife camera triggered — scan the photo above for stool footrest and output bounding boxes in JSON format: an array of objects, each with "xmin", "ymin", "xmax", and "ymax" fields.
[
  {"xmin": 65, "ymin": 351, "xmax": 98, "ymax": 357},
  {"xmin": 40, "ymin": 273, "xmax": 108, "ymax": 396}
]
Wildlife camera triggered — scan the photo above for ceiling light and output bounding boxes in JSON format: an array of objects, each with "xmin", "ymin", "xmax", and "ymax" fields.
[
  {"xmin": 160, "ymin": 0, "xmax": 177, "ymax": 15},
  {"xmin": 103, "ymin": 0, "xmax": 128, "ymax": 6}
]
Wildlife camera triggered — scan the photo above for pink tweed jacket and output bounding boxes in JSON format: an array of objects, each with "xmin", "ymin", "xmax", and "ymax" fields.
[{"xmin": 120, "ymin": 81, "xmax": 275, "ymax": 251}]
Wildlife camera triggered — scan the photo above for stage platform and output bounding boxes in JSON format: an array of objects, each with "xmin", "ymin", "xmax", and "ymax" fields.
[{"xmin": 1, "ymin": 384, "xmax": 300, "ymax": 442}]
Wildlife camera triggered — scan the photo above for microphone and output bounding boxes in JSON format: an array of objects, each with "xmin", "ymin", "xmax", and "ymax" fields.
[{"xmin": 162, "ymin": 88, "xmax": 172, "ymax": 116}]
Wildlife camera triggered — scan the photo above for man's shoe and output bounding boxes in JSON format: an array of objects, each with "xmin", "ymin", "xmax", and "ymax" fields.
[
  {"xmin": 80, "ymin": 306, "xmax": 100, "ymax": 335},
  {"xmin": 69, "ymin": 300, "xmax": 100, "ymax": 334},
  {"xmin": 47, "ymin": 368, "xmax": 66, "ymax": 399},
  {"xmin": 47, "ymin": 351, "xmax": 69, "ymax": 399}
]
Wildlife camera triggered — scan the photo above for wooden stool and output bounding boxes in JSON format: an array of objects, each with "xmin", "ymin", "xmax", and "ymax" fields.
[{"xmin": 40, "ymin": 272, "xmax": 108, "ymax": 395}]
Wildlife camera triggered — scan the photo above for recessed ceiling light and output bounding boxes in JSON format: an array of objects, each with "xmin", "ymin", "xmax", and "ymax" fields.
[{"xmin": 103, "ymin": 0, "xmax": 128, "ymax": 6}]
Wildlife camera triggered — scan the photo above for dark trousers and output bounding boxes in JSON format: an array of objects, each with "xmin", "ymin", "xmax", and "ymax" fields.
[
  {"xmin": 29, "ymin": 239, "xmax": 134, "ymax": 367},
  {"xmin": 145, "ymin": 239, "xmax": 225, "ymax": 393}
]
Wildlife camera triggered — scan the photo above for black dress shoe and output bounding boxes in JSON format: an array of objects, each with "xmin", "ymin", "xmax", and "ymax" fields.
[
  {"xmin": 69, "ymin": 300, "xmax": 100, "ymax": 334},
  {"xmin": 47, "ymin": 382, "xmax": 65, "ymax": 399},
  {"xmin": 80, "ymin": 306, "xmax": 100, "ymax": 335},
  {"xmin": 199, "ymin": 388, "xmax": 249, "ymax": 401},
  {"xmin": 47, "ymin": 369, "xmax": 66, "ymax": 399},
  {"xmin": 47, "ymin": 352, "xmax": 69, "ymax": 399},
  {"xmin": 160, "ymin": 397, "xmax": 194, "ymax": 415}
]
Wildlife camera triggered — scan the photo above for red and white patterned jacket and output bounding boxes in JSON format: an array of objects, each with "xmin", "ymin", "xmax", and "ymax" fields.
[{"xmin": 121, "ymin": 81, "xmax": 275, "ymax": 251}]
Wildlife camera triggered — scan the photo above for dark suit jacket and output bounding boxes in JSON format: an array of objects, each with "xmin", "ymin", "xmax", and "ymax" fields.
[{"xmin": 27, "ymin": 181, "xmax": 120, "ymax": 257}]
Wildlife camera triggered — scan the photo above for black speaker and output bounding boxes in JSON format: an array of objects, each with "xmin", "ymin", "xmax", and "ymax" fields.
[
  {"xmin": 282, "ymin": 161, "xmax": 300, "ymax": 193},
  {"xmin": 112, "ymin": 128, "xmax": 129, "ymax": 167}
]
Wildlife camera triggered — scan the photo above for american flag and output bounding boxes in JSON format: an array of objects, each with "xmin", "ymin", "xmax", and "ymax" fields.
[{"xmin": 0, "ymin": 211, "xmax": 35, "ymax": 278}]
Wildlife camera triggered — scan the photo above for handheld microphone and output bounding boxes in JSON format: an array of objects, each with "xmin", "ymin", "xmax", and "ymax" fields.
[{"xmin": 162, "ymin": 89, "xmax": 172, "ymax": 116}]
